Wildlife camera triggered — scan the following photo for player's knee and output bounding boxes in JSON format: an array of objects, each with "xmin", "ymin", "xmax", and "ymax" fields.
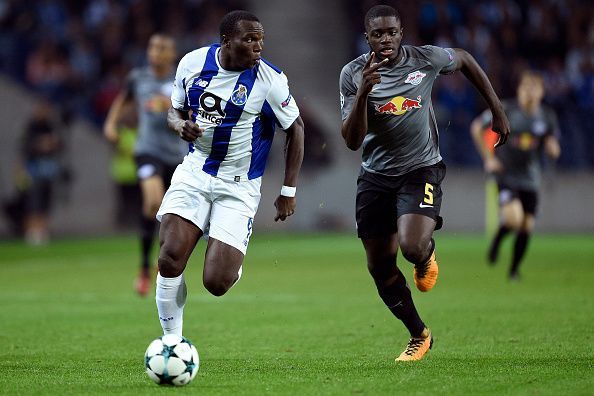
[
  {"xmin": 399, "ymin": 238, "xmax": 430, "ymax": 265},
  {"xmin": 203, "ymin": 273, "xmax": 236, "ymax": 297},
  {"xmin": 158, "ymin": 248, "xmax": 185, "ymax": 278}
]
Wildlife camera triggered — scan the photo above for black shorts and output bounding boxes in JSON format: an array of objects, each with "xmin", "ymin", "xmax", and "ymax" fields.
[
  {"xmin": 497, "ymin": 183, "xmax": 539, "ymax": 215},
  {"xmin": 356, "ymin": 161, "xmax": 446, "ymax": 239},
  {"xmin": 135, "ymin": 154, "xmax": 178, "ymax": 188}
]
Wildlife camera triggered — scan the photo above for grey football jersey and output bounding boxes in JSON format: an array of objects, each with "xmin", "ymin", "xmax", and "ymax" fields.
[
  {"xmin": 340, "ymin": 45, "xmax": 457, "ymax": 176},
  {"xmin": 128, "ymin": 67, "xmax": 187, "ymax": 165},
  {"xmin": 479, "ymin": 100, "xmax": 559, "ymax": 190}
]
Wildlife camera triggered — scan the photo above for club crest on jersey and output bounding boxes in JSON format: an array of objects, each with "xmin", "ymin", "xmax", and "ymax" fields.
[
  {"xmin": 375, "ymin": 96, "xmax": 422, "ymax": 116},
  {"xmin": 281, "ymin": 94, "xmax": 292, "ymax": 108},
  {"xmin": 405, "ymin": 71, "xmax": 426, "ymax": 86},
  {"xmin": 231, "ymin": 84, "xmax": 248, "ymax": 106}
]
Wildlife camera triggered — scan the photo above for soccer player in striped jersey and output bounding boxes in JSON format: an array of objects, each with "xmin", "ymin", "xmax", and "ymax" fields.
[{"xmin": 154, "ymin": 11, "xmax": 305, "ymax": 337}]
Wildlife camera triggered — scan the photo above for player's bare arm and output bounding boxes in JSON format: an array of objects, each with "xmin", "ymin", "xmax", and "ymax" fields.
[
  {"xmin": 453, "ymin": 48, "xmax": 510, "ymax": 148},
  {"xmin": 544, "ymin": 135, "xmax": 561, "ymax": 160},
  {"xmin": 103, "ymin": 88, "xmax": 132, "ymax": 144},
  {"xmin": 274, "ymin": 115, "xmax": 304, "ymax": 222},
  {"xmin": 470, "ymin": 116, "xmax": 503, "ymax": 173},
  {"xmin": 341, "ymin": 52, "xmax": 388, "ymax": 151},
  {"xmin": 167, "ymin": 107, "xmax": 203, "ymax": 142}
]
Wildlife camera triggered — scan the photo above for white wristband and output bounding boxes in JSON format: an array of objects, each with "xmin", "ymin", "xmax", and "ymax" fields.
[{"xmin": 280, "ymin": 185, "xmax": 296, "ymax": 197}]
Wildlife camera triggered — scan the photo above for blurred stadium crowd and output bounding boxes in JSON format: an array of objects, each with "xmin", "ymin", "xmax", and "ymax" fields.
[
  {"xmin": 0, "ymin": 0, "xmax": 245, "ymax": 124},
  {"xmin": 346, "ymin": 0, "xmax": 594, "ymax": 167},
  {"xmin": 0, "ymin": 0, "xmax": 592, "ymax": 168}
]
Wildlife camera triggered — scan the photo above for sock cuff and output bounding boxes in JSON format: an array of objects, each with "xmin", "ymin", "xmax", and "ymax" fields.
[{"xmin": 157, "ymin": 272, "xmax": 185, "ymax": 287}]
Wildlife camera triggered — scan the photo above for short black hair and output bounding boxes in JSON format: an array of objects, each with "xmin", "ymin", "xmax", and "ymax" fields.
[
  {"xmin": 220, "ymin": 10, "xmax": 260, "ymax": 39},
  {"xmin": 364, "ymin": 5, "xmax": 400, "ymax": 31}
]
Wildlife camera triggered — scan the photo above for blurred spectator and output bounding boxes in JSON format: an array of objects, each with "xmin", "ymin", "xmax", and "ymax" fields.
[{"xmin": 14, "ymin": 100, "xmax": 66, "ymax": 245}]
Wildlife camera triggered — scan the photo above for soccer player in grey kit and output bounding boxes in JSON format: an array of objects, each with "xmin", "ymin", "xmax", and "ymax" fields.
[
  {"xmin": 339, "ymin": 5, "xmax": 510, "ymax": 361},
  {"xmin": 104, "ymin": 34, "xmax": 187, "ymax": 296},
  {"xmin": 471, "ymin": 71, "xmax": 561, "ymax": 280}
]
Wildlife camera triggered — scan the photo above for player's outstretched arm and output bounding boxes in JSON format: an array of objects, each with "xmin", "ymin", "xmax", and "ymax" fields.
[
  {"xmin": 274, "ymin": 116, "xmax": 304, "ymax": 222},
  {"xmin": 341, "ymin": 52, "xmax": 388, "ymax": 151},
  {"xmin": 103, "ymin": 89, "xmax": 132, "ymax": 144},
  {"xmin": 453, "ymin": 49, "xmax": 510, "ymax": 148},
  {"xmin": 167, "ymin": 107, "xmax": 203, "ymax": 142}
]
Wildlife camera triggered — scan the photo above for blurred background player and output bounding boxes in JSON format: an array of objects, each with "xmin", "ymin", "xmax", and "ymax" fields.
[
  {"xmin": 103, "ymin": 34, "xmax": 187, "ymax": 296},
  {"xmin": 471, "ymin": 70, "xmax": 561, "ymax": 280},
  {"xmin": 154, "ymin": 10, "xmax": 304, "ymax": 337},
  {"xmin": 340, "ymin": 5, "xmax": 509, "ymax": 361}
]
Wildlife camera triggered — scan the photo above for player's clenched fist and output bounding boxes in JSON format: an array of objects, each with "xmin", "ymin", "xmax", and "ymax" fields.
[
  {"xmin": 359, "ymin": 52, "xmax": 388, "ymax": 96},
  {"xmin": 174, "ymin": 120, "xmax": 204, "ymax": 142}
]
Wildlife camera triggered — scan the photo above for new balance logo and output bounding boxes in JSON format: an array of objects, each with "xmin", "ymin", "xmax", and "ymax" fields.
[{"xmin": 419, "ymin": 203, "xmax": 434, "ymax": 208}]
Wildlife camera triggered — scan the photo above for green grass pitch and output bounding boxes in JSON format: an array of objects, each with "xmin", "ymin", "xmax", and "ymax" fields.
[{"xmin": 0, "ymin": 233, "xmax": 592, "ymax": 395}]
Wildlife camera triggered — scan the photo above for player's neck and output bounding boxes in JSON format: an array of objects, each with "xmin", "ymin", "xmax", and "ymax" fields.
[{"xmin": 218, "ymin": 49, "xmax": 243, "ymax": 72}]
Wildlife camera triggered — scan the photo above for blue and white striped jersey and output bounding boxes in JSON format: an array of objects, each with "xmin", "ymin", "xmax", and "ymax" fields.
[{"xmin": 171, "ymin": 44, "xmax": 300, "ymax": 181}]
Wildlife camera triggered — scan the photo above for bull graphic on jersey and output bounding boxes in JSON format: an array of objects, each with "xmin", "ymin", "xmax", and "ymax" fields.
[
  {"xmin": 231, "ymin": 84, "xmax": 248, "ymax": 106},
  {"xmin": 375, "ymin": 96, "xmax": 422, "ymax": 116}
]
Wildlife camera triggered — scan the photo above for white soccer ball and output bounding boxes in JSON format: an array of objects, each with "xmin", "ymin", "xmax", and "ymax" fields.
[{"xmin": 144, "ymin": 334, "xmax": 199, "ymax": 386}]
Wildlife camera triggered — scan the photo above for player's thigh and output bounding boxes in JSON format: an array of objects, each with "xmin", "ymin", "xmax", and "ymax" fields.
[
  {"xmin": 396, "ymin": 213, "xmax": 436, "ymax": 253},
  {"xmin": 159, "ymin": 214, "xmax": 202, "ymax": 266},
  {"xmin": 203, "ymin": 237, "xmax": 245, "ymax": 283},
  {"xmin": 140, "ymin": 176, "xmax": 165, "ymax": 205},
  {"xmin": 356, "ymin": 178, "xmax": 397, "ymax": 239},
  {"xmin": 395, "ymin": 161, "xmax": 446, "ymax": 230},
  {"xmin": 500, "ymin": 200, "xmax": 523, "ymax": 229},
  {"xmin": 208, "ymin": 178, "xmax": 260, "ymax": 256}
]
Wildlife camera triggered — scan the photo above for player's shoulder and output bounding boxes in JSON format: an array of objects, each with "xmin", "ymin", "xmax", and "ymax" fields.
[
  {"xmin": 179, "ymin": 45, "xmax": 217, "ymax": 70},
  {"xmin": 341, "ymin": 53, "xmax": 367, "ymax": 76},
  {"xmin": 405, "ymin": 44, "xmax": 450, "ymax": 61},
  {"xmin": 257, "ymin": 57, "xmax": 289, "ymax": 87}
]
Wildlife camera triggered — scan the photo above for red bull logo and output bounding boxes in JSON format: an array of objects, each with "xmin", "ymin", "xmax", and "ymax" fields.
[{"xmin": 375, "ymin": 96, "xmax": 422, "ymax": 116}]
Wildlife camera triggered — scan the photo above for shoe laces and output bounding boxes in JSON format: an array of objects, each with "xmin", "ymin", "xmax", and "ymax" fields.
[
  {"xmin": 403, "ymin": 337, "xmax": 425, "ymax": 356},
  {"xmin": 415, "ymin": 261, "xmax": 429, "ymax": 277}
]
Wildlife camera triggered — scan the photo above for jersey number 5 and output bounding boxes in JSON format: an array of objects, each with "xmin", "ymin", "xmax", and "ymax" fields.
[{"xmin": 424, "ymin": 183, "xmax": 434, "ymax": 205}]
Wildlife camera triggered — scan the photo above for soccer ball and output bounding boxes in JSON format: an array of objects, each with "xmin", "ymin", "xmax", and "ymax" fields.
[{"xmin": 144, "ymin": 334, "xmax": 199, "ymax": 386}]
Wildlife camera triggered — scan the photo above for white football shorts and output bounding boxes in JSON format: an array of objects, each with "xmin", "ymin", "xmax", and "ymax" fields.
[{"xmin": 156, "ymin": 159, "xmax": 261, "ymax": 255}]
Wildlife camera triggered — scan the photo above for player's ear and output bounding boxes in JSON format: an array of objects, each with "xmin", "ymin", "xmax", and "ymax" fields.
[
  {"xmin": 364, "ymin": 32, "xmax": 369, "ymax": 44},
  {"xmin": 221, "ymin": 35, "xmax": 230, "ymax": 48}
]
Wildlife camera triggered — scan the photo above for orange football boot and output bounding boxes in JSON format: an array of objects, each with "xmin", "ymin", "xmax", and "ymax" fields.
[
  {"xmin": 396, "ymin": 328, "xmax": 433, "ymax": 362},
  {"xmin": 413, "ymin": 250, "xmax": 439, "ymax": 292}
]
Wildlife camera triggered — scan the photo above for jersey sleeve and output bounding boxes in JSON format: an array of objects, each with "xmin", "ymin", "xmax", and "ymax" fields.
[
  {"xmin": 171, "ymin": 55, "xmax": 189, "ymax": 111},
  {"xmin": 421, "ymin": 45, "xmax": 457, "ymax": 75},
  {"xmin": 339, "ymin": 64, "xmax": 357, "ymax": 121},
  {"xmin": 265, "ymin": 72, "xmax": 300, "ymax": 130}
]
